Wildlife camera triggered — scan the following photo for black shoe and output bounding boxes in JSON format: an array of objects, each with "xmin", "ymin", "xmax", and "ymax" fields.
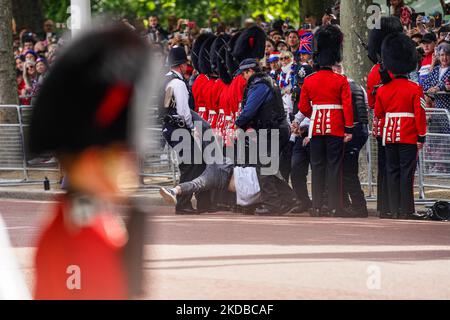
[
  {"xmin": 309, "ymin": 208, "xmax": 321, "ymax": 217},
  {"xmin": 255, "ymin": 205, "xmax": 281, "ymax": 216},
  {"xmin": 342, "ymin": 207, "xmax": 369, "ymax": 218},
  {"xmin": 379, "ymin": 211, "xmax": 394, "ymax": 219},
  {"xmin": 291, "ymin": 202, "xmax": 312, "ymax": 214},
  {"xmin": 159, "ymin": 187, "xmax": 177, "ymax": 205},
  {"xmin": 175, "ymin": 208, "xmax": 200, "ymax": 215}
]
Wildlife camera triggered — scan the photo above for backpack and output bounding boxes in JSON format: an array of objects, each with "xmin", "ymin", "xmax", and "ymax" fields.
[{"xmin": 427, "ymin": 201, "xmax": 450, "ymax": 221}]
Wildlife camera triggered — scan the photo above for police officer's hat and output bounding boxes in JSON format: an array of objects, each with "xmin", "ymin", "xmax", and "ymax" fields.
[
  {"xmin": 382, "ymin": 32, "xmax": 418, "ymax": 75},
  {"xmin": 29, "ymin": 25, "xmax": 150, "ymax": 155},
  {"xmin": 367, "ymin": 16, "xmax": 403, "ymax": 64},
  {"xmin": 192, "ymin": 32, "xmax": 214, "ymax": 71},
  {"xmin": 232, "ymin": 26, "xmax": 267, "ymax": 62},
  {"xmin": 238, "ymin": 58, "xmax": 260, "ymax": 73},
  {"xmin": 297, "ymin": 64, "xmax": 314, "ymax": 84},
  {"xmin": 314, "ymin": 25, "xmax": 343, "ymax": 67},
  {"xmin": 199, "ymin": 35, "xmax": 217, "ymax": 75},
  {"xmin": 226, "ymin": 31, "xmax": 242, "ymax": 77},
  {"xmin": 168, "ymin": 46, "xmax": 188, "ymax": 67}
]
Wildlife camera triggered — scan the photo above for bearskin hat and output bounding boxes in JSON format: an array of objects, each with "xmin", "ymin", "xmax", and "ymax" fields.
[
  {"xmin": 367, "ymin": 16, "xmax": 403, "ymax": 64},
  {"xmin": 225, "ymin": 31, "xmax": 242, "ymax": 77},
  {"xmin": 29, "ymin": 25, "xmax": 150, "ymax": 155},
  {"xmin": 382, "ymin": 32, "xmax": 418, "ymax": 75},
  {"xmin": 210, "ymin": 34, "xmax": 231, "ymax": 74},
  {"xmin": 313, "ymin": 24, "xmax": 343, "ymax": 67},
  {"xmin": 192, "ymin": 32, "xmax": 215, "ymax": 71},
  {"xmin": 218, "ymin": 45, "xmax": 232, "ymax": 84},
  {"xmin": 199, "ymin": 35, "xmax": 217, "ymax": 75},
  {"xmin": 232, "ymin": 26, "xmax": 266, "ymax": 62}
]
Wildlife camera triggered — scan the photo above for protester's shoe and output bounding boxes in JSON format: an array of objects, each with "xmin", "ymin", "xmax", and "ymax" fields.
[
  {"xmin": 291, "ymin": 201, "xmax": 312, "ymax": 214},
  {"xmin": 159, "ymin": 187, "xmax": 177, "ymax": 205},
  {"xmin": 255, "ymin": 205, "xmax": 281, "ymax": 216},
  {"xmin": 175, "ymin": 208, "xmax": 200, "ymax": 215},
  {"xmin": 280, "ymin": 204, "xmax": 300, "ymax": 215}
]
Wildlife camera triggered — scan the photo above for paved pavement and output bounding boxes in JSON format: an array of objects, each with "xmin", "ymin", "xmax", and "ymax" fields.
[{"xmin": 1, "ymin": 198, "xmax": 450, "ymax": 300}]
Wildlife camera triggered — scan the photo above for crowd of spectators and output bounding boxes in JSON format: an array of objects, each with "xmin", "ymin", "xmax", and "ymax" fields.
[{"xmin": 10, "ymin": 1, "xmax": 450, "ymax": 123}]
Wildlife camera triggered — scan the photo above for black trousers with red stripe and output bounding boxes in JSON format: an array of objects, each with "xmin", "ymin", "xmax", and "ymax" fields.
[
  {"xmin": 376, "ymin": 137, "xmax": 390, "ymax": 214},
  {"xmin": 385, "ymin": 143, "xmax": 417, "ymax": 216},
  {"xmin": 310, "ymin": 135, "xmax": 344, "ymax": 211}
]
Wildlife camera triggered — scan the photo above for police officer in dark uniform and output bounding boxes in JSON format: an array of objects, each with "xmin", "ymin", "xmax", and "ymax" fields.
[
  {"xmin": 235, "ymin": 58, "xmax": 297, "ymax": 215},
  {"xmin": 160, "ymin": 47, "xmax": 211, "ymax": 214},
  {"xmin": 333, "ymin": 63, "xmax": 370, "ymax": 217}
]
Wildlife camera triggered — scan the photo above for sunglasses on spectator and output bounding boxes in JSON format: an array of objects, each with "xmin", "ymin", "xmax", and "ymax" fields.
[
  {"xmin": 280, "ymin": 56, "xmax": 290, "ymax": 61},
  {"xmin": 27, "ymin": 66, "xmax": 35, "ymax": 70}
]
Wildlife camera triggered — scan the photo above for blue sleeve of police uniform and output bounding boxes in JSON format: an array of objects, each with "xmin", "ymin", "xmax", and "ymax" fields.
[{"xmin": 235, "ymin": 84, "xmax": 272, "ymax": 128}]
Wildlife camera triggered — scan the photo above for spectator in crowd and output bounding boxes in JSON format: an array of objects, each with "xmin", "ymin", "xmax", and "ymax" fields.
[
  {"xmin": 148, "ymin": 15, "xmax": 169, "ymax": 43},
  {"xmin": 261, "ymin": 39, "xmax": 276, "ymax": 70},
  {"xmin": 390, "ymin": 0, "xmax": 412, "ymax": 27},
  {"xmin": 423, "ymin": 42, "xmax": 450, "ymax": 114},
  {"xmin": 271, "ymin": 31, "xmax": 282, "ymax": 43},
  {"xmin": 15, "ymin": 55, "xmax": 24, "ymax": 72},
  {"xmin": 286, "ymin": 30, "xmax": 300, "ymax": 62},
  {"xmin": 411, "ymin": 32, "xmax": 423, "ymax": 45},
  {"xmin": 21, "ymin": 61, "xmax": 38, "ymax": 105},
  {"xmin": 276, "ymin": 40, "xmax": 288, "ymax": 52},
  {"xmin": 35, "ymin": 58, "xmax": 48, "ymax": 81},
  {"xmin": 419, "ymin": 32, "xmax": 437, "ymax": 84},
  {"xmin": 278, "ymin": 51, "xmax": 297, "ymax": 123},
  {"xmin": 24, "ymin": 50, "xmax": 37, "ymax": 62},
  {"xmin": 39, "ymin": 19, "xmax": 57, "ymax": 42},
  {"xmin": 267, "ymin": 52, "xmax": 281, "ymax": 81}
]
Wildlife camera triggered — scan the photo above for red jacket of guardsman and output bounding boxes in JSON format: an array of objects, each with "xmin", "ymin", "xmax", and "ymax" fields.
[
  {"xmin": 35, "ymin": 198, "xmax": 128, "ymax": 299},
  {"xmin": 367, "ymin": 64, "xmax": 395, "ymax": 137},
  {"xmin": 192, "ymin": 73, "xmax": 210, "ymax": 120},
  {"xmin": 374, "ymin": 77, "xmax": 427, "ymax": 145},
  {"xmin": 299, "ymin": 68, "xmax": 354, "ymax": 138},
  {"xmin": 207, "ymin": 78, "xmax": 225, "ymax": 128},
  {"xmin": 227, "ymin": 74, "xmax": 247, "ymax": 117}
]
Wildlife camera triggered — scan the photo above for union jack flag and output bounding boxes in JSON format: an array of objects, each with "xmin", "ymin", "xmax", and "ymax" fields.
[{"xmin": 299, "ymin": 32, "xmax": 313, "ymax": 54}]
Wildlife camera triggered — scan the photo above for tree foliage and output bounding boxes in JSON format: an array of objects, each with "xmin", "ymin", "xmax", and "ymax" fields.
[{"xmin": 42, "ymin": 0, "xmax": 301, "ymax": 28}]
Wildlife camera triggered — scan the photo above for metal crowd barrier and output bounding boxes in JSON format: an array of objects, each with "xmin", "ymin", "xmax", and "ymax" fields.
[
  {"xmin": 0, "ymin": 105, "xmax": 60, "ymax": 186},
  {"xmin": 0, "ymin": 104, "xmax": 178, "ymax": 189},
  {"xmin": 360, "ymin": 108, "xmax": 450, "ymax": 202}
]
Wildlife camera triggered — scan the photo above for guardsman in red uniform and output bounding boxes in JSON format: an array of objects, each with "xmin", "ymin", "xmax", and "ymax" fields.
[
  {"xmin": 375, "ymin": 32, "xmax": 426, "ymax": 219},
  {"xmin": 366, "ymin": 16, "xmax": 403, "ymax": 218},
  {"xmin": 299, "ymin": 25, "xmax": 354, "ymax": 217},
  {"xmin": 29, "ymin": 26, "xmax": 149, "ymax": 299},
  {"xmin": 192, "ymin": 33, "xmax": 215, "ymax": 120}
]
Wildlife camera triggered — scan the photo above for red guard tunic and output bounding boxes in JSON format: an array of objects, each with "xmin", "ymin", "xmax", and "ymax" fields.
[
  {"xmin": 227, "ymin": 74, "xmax": 247, "ymax": 118},
  {"xmin": 208, "ymin": 79, "xmax": 226, "ymax": 129},
  {"xmin": 34, "ymin": 197, "xmax": 128, "ymax": 300},
  {"xmin": 217, "ymin": 84, "xmax": 230, "ymax": 139},
  {"xmin": 192, "ymin": 74, "xmax": 210, "ymax": 121},
  {"xmin": 374, "ymin": 77, "xmax": 427, "ymax": 145},
  {"xmin": 367, "ymin": 64, "xmax": 394, "ymax": 137},
  {"xmin": 299, "ymin": 69, "xmax": 354, "ymax": 137}
]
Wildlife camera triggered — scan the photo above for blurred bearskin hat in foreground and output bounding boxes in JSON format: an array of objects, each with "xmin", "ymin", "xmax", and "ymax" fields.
[
  {"xmin": 367, "ymin": 16, "xmax": 403, "ymax": 64},
  {"xmin": 29, "ymin": 25, "xmax": 150, "ymax": 155},
  {"xmin": 218, "ymin": 44, "xmax": 233, "ymax": 84},
  {"xmin": 313, "ymin": 24, "xmax": 343, "ymax": 67},
  {"xmin": 192, "ymin": 32, "xmax": 215, "ymax": 72},
  {"xmin": 382, "ymin": 32, "xmax": 418, "ymax": 75}
]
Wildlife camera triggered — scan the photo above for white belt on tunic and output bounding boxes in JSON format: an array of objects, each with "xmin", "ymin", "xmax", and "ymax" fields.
[
  {"xmin": 382, "ymin": 112, "xmax": 414, "ymax": 146},
  {"xmin": 308, "ymin": 104, "xmax": 343, "ymax": 138}
]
